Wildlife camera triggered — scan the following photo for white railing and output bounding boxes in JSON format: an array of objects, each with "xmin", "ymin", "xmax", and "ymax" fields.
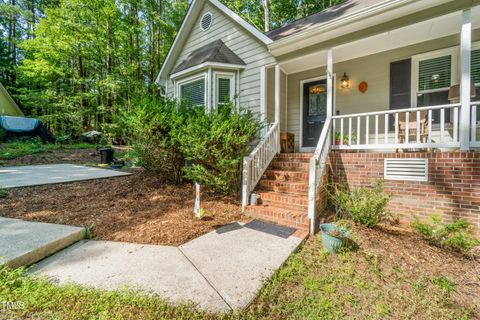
[
  {"xmin": 307, "ymin": 118, "xmax": 332, "ymax": 234},
  {"xmin": 332, "ymin": 103, "xmax": 462, "ymax": 150},
  {"xmin": 471, "ymin": 102, "xmax": 480, "ymax": 148},
  {"xmin": 242, "ymin": 122, "xmax": 280, "ymax": 210}
]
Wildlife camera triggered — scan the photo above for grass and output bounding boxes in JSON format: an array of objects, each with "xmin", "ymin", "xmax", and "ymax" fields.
[
  {"xmin": 0, "ymin": 139, "xmax": 95, "ymax": 160},
  {"xmin": 0, "ymin": 234, "xmax": 474, "ymax": 320}
]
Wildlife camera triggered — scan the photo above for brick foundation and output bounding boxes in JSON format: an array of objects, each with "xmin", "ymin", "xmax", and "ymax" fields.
[{"xmin": 328, "ymin": 151, "xmax": 480, "ymax": 235}]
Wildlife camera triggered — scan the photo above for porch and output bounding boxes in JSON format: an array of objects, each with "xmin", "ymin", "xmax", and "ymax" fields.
[{"xmin": 243, "ymin": 4, "xmax": 480, "ymax": 234}]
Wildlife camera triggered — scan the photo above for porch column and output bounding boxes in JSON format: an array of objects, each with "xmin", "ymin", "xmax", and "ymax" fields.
[
  {"xmin": 275, "ymin": 64, "xmax": 281, "ymax": 152},
  {"xmin": 459, "ymin": 8, "xmax": 472, "ymax": 151},
  {"xmin": 326, "ymin": 49, "xmax": 333, "ymax": 119},
  {"xmin": 260, "ymin": 65, "xmax": 267, "ymax": 137}
]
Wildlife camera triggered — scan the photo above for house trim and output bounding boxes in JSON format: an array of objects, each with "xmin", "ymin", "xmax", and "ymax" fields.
[
  {"xmin": 298, "ymin": 74, "xmax": 336, "ymax": 152},
  {"xmin": 170, "ymin": 62, "xmax": 246, "ymax": 79}
]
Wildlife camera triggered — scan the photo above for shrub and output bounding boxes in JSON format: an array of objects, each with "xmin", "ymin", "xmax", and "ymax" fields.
[
  {"xmin": 125, "ymin": 98, "xmax": 262, "ymax": 193},
  {"xmin": 328, "ymin": 181, "xmax": 392, "ymax": 227},
  {"xmin": 412, "ymin": 215, "xmax": 480, "ymax": 253},
  {"xmin": 173, "ymin": 103, "xmax": 262, "ymax": 194},
  {"xmin": 123, "ymin": 97, "xmax": 185, "ymax": 183},
  {"xmin": 0, "ymin": 186, "xmax": 7, "ymax": 198}
]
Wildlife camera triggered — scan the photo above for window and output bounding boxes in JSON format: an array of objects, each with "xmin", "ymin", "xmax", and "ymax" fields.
[
  {"xmin": 413, "ymin": 48, "xmax": 458, "ymax": 123},
  {"xmin": 473, "ymin": 48, "xmax": 480, "ymax": 102},
  {"xmin": 214, "ymin": 72, "xmax": 235, "ymax": 105},
  {"xmin": 179, "ymin": 77, "xmax": 205, "ymax": 106}
]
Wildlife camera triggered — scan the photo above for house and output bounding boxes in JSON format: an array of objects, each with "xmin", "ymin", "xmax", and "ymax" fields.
[
  {"xmin": 0, "ymin": 82, "xmax": 23, "ymax": 117},
  {"xmin": 156, "ymin": 0, "xmax": 480, "ymax": 235}
]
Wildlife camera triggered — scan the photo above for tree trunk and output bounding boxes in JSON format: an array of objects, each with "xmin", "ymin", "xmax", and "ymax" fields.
[{"xmin": 263, "ymin": 0, "xmax": 270, "ymax": 32}]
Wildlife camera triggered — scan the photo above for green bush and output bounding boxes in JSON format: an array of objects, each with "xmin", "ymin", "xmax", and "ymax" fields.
[
  {"xmin": 328, "ymin": 181, "xmax": 392, "ymax": 227},
  {"xmin": 0, "ymin": 186, "xmax": 7, "ymax": 198},
  {"xmin": 412, "ymin": 215, "xmax": 480, "ymax": 253},
  {"xmin": 125, "ymin": 98, "xmax": 262, "ymax": 193},
  {"xmin": 173, "ymin": 104, "xmax": 262, "ymax": 194}
]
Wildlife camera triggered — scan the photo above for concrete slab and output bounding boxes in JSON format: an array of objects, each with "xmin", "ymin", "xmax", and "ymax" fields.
[
  {"xmin": 30, "ymin": 241, "xmax": 230, "ymax": 312},
  {"xmin": 0, "ymin": 164, "xmax": 130, "ymax": 189},
  {"xmin": 180, "ymin": 222, "xmax": 303, "ymax": 310},
  {"xmin": 0, "ymin": 217, "xmax": 84, "ymax": 268}
]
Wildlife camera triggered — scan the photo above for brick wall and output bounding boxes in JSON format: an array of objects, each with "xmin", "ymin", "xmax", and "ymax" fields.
[{"xmin": 328, "ymin": 151, "xmax": 480, "ymax": 235}]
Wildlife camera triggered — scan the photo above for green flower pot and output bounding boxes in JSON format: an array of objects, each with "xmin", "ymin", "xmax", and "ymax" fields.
[{"xmin": 320, "ymin": 223, "xmax": 350, "ymax": 253}]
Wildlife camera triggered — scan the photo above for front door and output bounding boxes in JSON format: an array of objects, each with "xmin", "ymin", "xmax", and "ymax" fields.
[{"xmin": 302, "ymin": 79, "xmax": 328, "ymax": 148}]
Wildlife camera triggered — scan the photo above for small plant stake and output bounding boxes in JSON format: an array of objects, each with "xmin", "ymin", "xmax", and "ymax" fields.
[{"xmin": 194, "ymin": 182, "xmax": 201, "ymax": 219}]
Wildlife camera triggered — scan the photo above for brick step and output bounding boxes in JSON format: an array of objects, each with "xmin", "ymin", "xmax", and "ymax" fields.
[
  {"xmin": 258, "ymin": 180, "xmax": 308, "ymax": 194},
  {"xmin": 275, "ymin": 153, "xmax": 313, "ymax": 160},
  {"xmin": 263, "ymin": 169, "xmax": 309, "ymax": 182},
  {"xmin": 270, "ymin": 160, "xmax": 310, "ymax": 171},
  {"xmin": 256, "ymin": 191, "xmax": 308, "ymax": 210},
  {"xmin": 245, "ymin": 205, "xmax": 309, "ymax": 231}
]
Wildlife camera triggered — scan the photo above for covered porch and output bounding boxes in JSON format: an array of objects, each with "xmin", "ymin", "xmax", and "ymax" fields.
[{"xmin": 264, "ymin": 4, "xmax": 480, "ymax": 153}]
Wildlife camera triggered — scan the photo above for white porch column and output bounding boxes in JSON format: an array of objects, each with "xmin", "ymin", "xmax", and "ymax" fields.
[
  {"xmin": 275, "ymin": 64, "xmax": 280, "ymax": 123},
  {"xmin": 460, "ymin": 9, "xmax": 472, "ymax": 151},
  {"xmin": 326, "ymin": 49, "xmax": 333, "ymax": 119},
  {"xmin": 207, "ymin": 68, "xmax": 213, "ymax": 112},
  {"xmin": 260, "ymin": 66, "xmax": 267, "ymax": 137}
]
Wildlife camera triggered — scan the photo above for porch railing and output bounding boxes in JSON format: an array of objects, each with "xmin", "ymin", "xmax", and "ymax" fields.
[
  {"xmin": 307, "ymin": 118, "xmax": 332, "ymax": 234},
  {"xmin": 331, "ymin": 103, "xmax": 465, "ymax": 150},
  {"xmin": 471, "ymin": 102, "xmax": 480, "ymax": 148},
  {"xmin": 242, "ymin": 122, "xmax": 280, "ymax": 210}
]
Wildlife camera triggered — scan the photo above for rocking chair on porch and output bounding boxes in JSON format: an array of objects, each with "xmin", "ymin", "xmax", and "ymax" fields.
[{"xmin": 397, "ymin": 110, "xmax": 429, "ymax": 144}]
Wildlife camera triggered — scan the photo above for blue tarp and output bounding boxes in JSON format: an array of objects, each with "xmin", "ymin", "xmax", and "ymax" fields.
[{"xmin": 0, "ymin": 116, "xmax": 39, "ymax": 133}]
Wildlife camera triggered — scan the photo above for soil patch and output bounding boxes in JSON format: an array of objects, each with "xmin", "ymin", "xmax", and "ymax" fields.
[
  {"xmin": 0, "ymin": 170, "xmax": 244, "ymax": 245},
  {"xmin": 0, "ymin": 148, "xmax": 100, "ymax": 166}
]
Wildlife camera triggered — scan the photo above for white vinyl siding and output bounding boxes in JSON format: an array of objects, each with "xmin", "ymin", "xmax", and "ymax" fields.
[{"xmin": 166, "ymin": 2, "xmax": 276, "ymax": 115}]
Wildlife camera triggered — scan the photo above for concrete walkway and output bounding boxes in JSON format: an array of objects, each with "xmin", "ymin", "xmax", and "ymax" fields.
[
  {"xmin": 30, "ymin": 221, "xmax": 305, "ymax": 312},
  {"xmin": 0, "ymin": 164, "xmax": 130, "ymax": 188},
  {"xmin": 0, "ymin": 217, "xmax": 84, "ymax": 268}
]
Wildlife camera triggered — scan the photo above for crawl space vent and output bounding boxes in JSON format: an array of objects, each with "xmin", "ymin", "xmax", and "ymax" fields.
[
  {"xmin": 200, "ymin": 12, "xmax": 213, "ymax": 31},
  {"xmin": 384, "ymin": 158, "xmax": 428, "ymax": 182}
]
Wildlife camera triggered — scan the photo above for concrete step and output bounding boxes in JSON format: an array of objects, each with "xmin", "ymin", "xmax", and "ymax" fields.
[
  {"xmin": 245, "ymin": 205, "xmax": 309, "ymax": 231},
  {"xmin": 256, "ymin": 191, "xmax": 308, "ymax": 211},
  {"xmin": 0, "ymin": 217, "xmax": 84, "ymax": 268},
  {"xmin": 263, "ymin": 169, "xmax": 309, "ymax": 182}
]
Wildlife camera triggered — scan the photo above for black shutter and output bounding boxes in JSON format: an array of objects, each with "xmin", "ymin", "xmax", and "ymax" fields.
[{"xmin": 389, "ymin": 59, "xmax": 411, "ymax": 110}]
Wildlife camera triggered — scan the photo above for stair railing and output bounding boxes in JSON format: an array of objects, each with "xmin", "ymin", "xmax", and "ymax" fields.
[
  {"xmin": 242, "ymin": 122, "xmax": 280, "ymax": 211},
  {"xmin": 307, "ymin": 118, "xmax": 332, "ymax": 234}
]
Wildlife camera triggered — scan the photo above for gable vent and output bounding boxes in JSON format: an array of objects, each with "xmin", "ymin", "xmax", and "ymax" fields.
[
  {"xmin": 384, "ymin": 158, "xmax": 428, "ymax": 182},
  {"xmin": 200, "ymin": 12, "xmax": 213, "ymax": 31}
]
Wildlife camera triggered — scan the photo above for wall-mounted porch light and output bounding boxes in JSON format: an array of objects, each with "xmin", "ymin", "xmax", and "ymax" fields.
[{"xmin": 340, "ymin": 72, "xmax": 350, "ymax": 89}]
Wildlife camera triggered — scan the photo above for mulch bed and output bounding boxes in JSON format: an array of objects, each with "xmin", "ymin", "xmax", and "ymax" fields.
[
  {"xmin": 0, "ymin": 148, "xmax": 100, "ymax": 166},
  {"xmin": 352, "ymin": 223, "xmax": 480, "ymax": 315},
  {"xmin": 0, "ymin": 170, "xmax": 244, "ymax": 245}
]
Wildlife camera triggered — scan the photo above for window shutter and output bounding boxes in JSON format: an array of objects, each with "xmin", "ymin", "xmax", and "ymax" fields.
[
  {"xmin": 472, "ymin": 49, "xmax": 480, "ymax": 85},
  {"xmin": 180, "ymin": 79, "xmax": 205, "ymax": 106},
  {"xmin": 418, "ymin": 55, "xmax": 451, "ymax": 91},
  {"xmin": 390, "ymin": 59, "xmax": 411, "ymax": 110},
  {"xmin": 217, "ymin": 78, "xmax": 231, "ymax": 104}
]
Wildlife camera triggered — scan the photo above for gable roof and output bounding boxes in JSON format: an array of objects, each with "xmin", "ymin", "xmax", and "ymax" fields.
[
  {"xmin": 156, "ymin": 0, "xmax": 271, "ymax": 84},
  {"xmin": 267, "ymin": 0, "xmax": 393, "ymax": 41},
  {"xmin": 172, "ymin": 40, "xmax": 246, "ymax": 74}
]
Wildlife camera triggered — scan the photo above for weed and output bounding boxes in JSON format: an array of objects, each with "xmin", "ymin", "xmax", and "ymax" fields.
[
  {"xmin": 0, "ymin": 186, "xmax": 7, "ymax": 198},
  {"xmin": 84, "ymin": 224, "xmax": 95, "ymax": 239},
  {"xmin": 412, "ymin": 215, "xmax": 480, "ymax": 253},
  {"xmin": 327, "ymin": 180, "xmax": 392, "ymax": 227}
]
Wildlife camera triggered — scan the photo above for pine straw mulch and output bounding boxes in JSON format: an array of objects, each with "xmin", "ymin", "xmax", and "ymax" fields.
[{"xmin": 0, "ymin": 170, "xmax": 244, "ymax": 245}]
